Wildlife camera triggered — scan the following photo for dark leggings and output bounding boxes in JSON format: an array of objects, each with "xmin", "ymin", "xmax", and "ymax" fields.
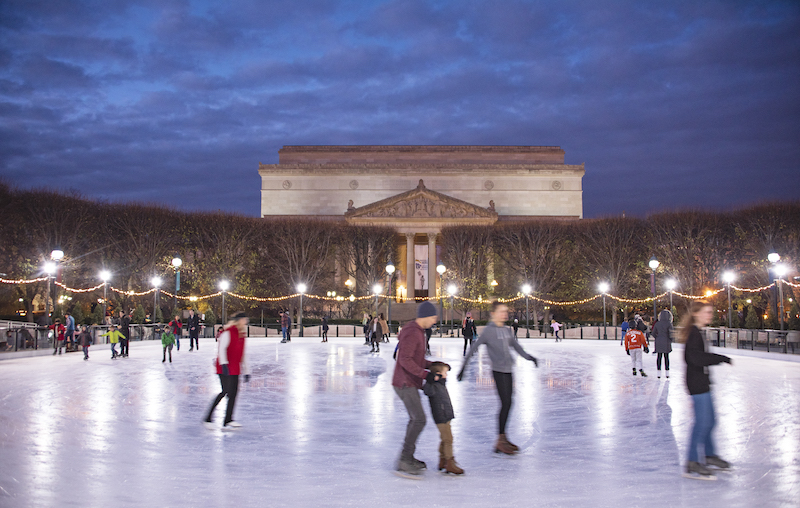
[
  {"xmin": 493, "ymin": 371, "xmax": 513, "ymax": 435},
  {"xmin": 463, "ymin": 337, "xmax": 473, "ymax": 355},
  {"xmin": 656, "ymin": 352, "xmax": 670, "ymax": 370},
  {"xmin": 206, "ymin": 374, "xmax": 240, "ymax": 424}
]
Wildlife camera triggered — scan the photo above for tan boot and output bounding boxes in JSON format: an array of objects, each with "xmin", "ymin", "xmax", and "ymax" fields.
[
  {"xmin": 443, "ymin": 458, "xmax": 464, "ymax": 475},
  {"xmin": 438, "ymin": 457, "xmax": 446, "ymax": 471},
  {"xmin": 495, "ymin": 434, "xmax": 516, "ymax": 455},
  {"xmin": 504, "ymin": 435, "xmax": 520, "ymax": 452}
]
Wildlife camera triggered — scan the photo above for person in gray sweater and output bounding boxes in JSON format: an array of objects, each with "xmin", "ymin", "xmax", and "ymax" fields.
[
  {"xmin": 457, "ymin": 301, "xmax": 539, "ymax": 455},
  {"xmin": 652, "ymin": 309, "xmax": 674, "ymax": 378}
]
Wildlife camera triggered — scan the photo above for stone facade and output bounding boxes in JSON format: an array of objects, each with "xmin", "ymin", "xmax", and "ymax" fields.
[{"xmin": 258, "ymin": 145, "xmax": 584, "ymax": 220}]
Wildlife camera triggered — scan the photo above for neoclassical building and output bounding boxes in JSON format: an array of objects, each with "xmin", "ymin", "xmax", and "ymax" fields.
[{"xmin": 258, "ymin": 145, "xmax": 584, "ymax": 300}]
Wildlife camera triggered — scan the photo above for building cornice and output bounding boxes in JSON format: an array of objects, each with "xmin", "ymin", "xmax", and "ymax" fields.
[{"xmin": 259, "ymin": 163, "xmax": 585, "ymax": 176}]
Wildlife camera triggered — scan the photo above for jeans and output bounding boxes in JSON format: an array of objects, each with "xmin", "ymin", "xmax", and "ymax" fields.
[
  {"xmin": 688, "ymin": 391, "xmax": 716, "ymax": 462},
  {"xmin": 82, "ymin": 346, "xmax": 89, "ymax": 359},
  {"xmin": 206, "ymin": 374, "xmax": 240, "ymax": 425},
  {"xmin": 394, "ymin": 386, "xmax": 426, "ymax": 461},
  {"xmin": 493, "ymin": 371, "xmax": 513, "ymax": 435},
  {"xmin": 281, "ymin": 327, "xmax": 288, "ymax": 340},
  {"xmin": 110, "ymin": 343, "xmax": 117, "ymax": 357}
]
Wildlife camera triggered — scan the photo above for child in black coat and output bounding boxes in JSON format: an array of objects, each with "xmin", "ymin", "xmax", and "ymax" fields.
[{"xmin": 422, "ymin": 362, "xmax": 464, "ymax": 475}]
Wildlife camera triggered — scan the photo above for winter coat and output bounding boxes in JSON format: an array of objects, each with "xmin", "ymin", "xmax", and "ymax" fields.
[
  {"xmin": 186, "ymin": 313, "xmax": 200, "ymax": 336},
  {"xmin": 49, "ymin": 324, "xmax": 66, "ymax": 341},
  {"xmin": 379, "ymin": 318, "xmax": 389, "ymax": 335},
  {"xmin": 462, "ymin": 319, "xmax": 477, "ymax": 339},
  {"xmin": 169, "ymin": 319, "xmax": 182, "ymax": 336},
  {"xmin": 215, "ymin": 326, "xmax": 249, "ymax": 376},
  {"xmin": 423, "ymin": 377, "xmax": 455, "ymax": 424},
  {"xmin": 322, "ymin": 319, "xmax": 329, "ymax": 332},
  {"xmin": 652, "ymin": 310, "xmax": 674, "ymax": 353},
  {"xmin": 461, "ymin": 321, "xmax": 536, "ymax": 374},
  {"xmin": 101, "ymin": 330, "xmax": 125, "ymax": 344},
  {"xmin": 161, "ymin": 331, "xmax": 175, "ymax": 347},
  {"xmin": 77, "ymin": 331, "xmax": 92, "ymax": 347},
  {"xmin": 392, "ymin": 320, "xmax": 432, "ymax": 389},
  {"xmin": 280, "ymin": 313, "xmax": 290, "ymax": 328},
  {"xmin": 118, "ymin": 315, "xmax": 131, "ymax": 336},
  {"xmin": 684, "ymin": 326, "xmax": 729, "ymax": 395}
]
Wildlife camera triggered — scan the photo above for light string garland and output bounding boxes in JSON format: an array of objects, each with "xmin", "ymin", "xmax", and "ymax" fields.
[{"xmin": 0, "ymin": 278, "xmax": 794, "ymax": 306}]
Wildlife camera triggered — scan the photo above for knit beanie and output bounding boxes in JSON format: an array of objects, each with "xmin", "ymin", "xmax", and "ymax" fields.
[{"xmin": 417, "ymin": 301, "xmax": 438, "ymax": 319}]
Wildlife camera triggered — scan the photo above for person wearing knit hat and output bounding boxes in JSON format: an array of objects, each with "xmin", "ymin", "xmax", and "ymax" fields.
[{"xmin": 392, "ymin": 301, "xmax": 440, "ymax": 479}]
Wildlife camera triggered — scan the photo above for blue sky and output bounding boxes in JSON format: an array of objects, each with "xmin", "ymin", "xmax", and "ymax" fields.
[{"xmin": 1, "ymin": 0, "xmax": 798, "ymax": 217}]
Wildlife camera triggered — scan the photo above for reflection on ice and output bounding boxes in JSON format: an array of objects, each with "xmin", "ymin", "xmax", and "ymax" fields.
[{"xmin": 0, "ymin": 338, "xmax": 798, "ymax": 507}]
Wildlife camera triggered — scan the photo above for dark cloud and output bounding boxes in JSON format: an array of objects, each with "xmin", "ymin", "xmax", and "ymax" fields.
[{"xmin": 0, "ymin": 0, "xmax": 798, "ymax": 218}]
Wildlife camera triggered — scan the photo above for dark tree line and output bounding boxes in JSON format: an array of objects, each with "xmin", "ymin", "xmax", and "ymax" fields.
[{"xmin": 0, "ymin": 182, "xmax": 797, "ymax": 327}]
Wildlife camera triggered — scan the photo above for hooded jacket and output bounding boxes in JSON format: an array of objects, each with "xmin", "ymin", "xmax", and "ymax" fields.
[
  {"xmin": 460, "ymin": 321, "xmax": 536, "ymax": 374},
  {"xmin": 392, "ymin": 320, "xmax": 432, "ymax": 389},
  {"xmin": 423, "ymin": 377, "xmax": 454, "ymax": 424},
  {"xmin": 652, "ymin": 310, "xmax": 674, "ymax": 353}
]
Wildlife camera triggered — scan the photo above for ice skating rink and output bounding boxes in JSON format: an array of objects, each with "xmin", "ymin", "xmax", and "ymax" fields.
[{"xmin": 1, "ymin": 337, "xmax": 798, "ymax": 508}]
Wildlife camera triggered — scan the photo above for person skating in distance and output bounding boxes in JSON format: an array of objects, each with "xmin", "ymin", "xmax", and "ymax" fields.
[
  {"xmin": 204, "ymin": 312, "xmax": 251, "ymax": 429},
  {"xmin": 458, "ymin": 301, "xmax": 538, "ymax": 455},
  {"xmin": 392, "ymin": 301, "xmax": 439, "ymax": 479},
  {"xmin": 680, "ymin": 300, "xmax": 733, "ymax": 480}
]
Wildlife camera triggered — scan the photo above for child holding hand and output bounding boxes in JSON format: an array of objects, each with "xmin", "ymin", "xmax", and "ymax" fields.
[{"xmin": 423, "ymin": 361, "xmax": 464, "ymax": 475}]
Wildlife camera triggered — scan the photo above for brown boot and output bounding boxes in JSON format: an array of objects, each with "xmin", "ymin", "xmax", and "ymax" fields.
[
  {"xmin": 495, "ymin": 435, "xmax": 516, "ymax": 455},
  {"xmin": 443, "ymin": 458, "xmax": 464, "ymax": 475},
  {"xmin": 503, "ymin": 435, "xmax": 520, "ymax": 452},
  {"xmin": 438, "ymin": 457, "xmax": 446, "ymax": 471}
]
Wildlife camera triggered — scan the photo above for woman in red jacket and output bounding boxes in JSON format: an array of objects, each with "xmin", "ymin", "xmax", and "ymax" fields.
[{"xmin": 204, "ymin": 312, "xmax": 250, "ymax": 429}]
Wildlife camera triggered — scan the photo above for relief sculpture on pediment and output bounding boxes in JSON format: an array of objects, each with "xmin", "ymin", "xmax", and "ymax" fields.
[{"xmin": 360, "ymin": 195, "xmax": 481, "ymax": 218}]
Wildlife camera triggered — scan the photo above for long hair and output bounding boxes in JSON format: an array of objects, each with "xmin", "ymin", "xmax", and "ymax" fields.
[{"xmin": 678, "ymin": 300, "xmax": 711, "ymax": 343}]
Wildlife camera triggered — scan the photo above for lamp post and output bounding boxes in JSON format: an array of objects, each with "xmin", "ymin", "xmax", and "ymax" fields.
[
  {"xmin": 386, "ymin": 262, "xmax": 395, "ymax": 335},
  {"xmin": 665, "ymin": 278, "xmax": 676, "ymax": 311},
  {"xmin": 767, "ymin": 251, "xmax": 780, "ymax": 329},
  {"xmin": 649, "ymin": 256, "xmax": 660, "ymax": 320},
  {"xmin": 49, "ymin": 249, "xmax": 64, "ymax": 323},
  {"xmin": 436, "ymin": 263, "xmax": 446, "ymax": 336},
  {"xmin": 219, "ymin": 280, "xmax": 230, "ymax": 324},
  {"xmin": 100, "ymin": 270, "xmax": 111, "ymax": 325},
  {"xmin": 151, "ymin": 276, "xmax": 162, "ymax": 323},
  {"xmin": 599, "ymin": 282, "xmax": 609, "ymax": 340},
  {"xmin": 43, "ymin": 261, "xmax": 57, "ymax": 325},
  {"xmin": 774, "ymin": 265, "xmax": 787, "ymax": 331},
  {"xmin": 522, "ymin": 284, "xmax": 532, "ymax": 338},
  {"xmin": 373, "ymin": 284, "xmax": 382, "ymax": 315},
  {"xmin": 297, "ymin": 283, "xmax": 307, "ymax": 337},
  {"xmin": 327, "ymin": 291, "xmax": 336, "ymax": 318},
  {"xmin": 447, "ymin": 284, "xmax": 457, "ymax": 336},
  {"xmin": 171, "ymin": 256, "xmax": 182, "ymax": 309},
  {"xmin": 722, "ymin": 271, "xmax": 735, "ymax": 328}
]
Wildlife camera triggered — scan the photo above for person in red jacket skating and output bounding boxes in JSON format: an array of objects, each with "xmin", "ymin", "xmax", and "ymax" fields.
[
  {"xmin": 50, "ymin": 319, "xmax": 66, "ymax": 355},
  {"xmin": 392, "ymin": 301, "xmax": 439, "ymax": 479},
  {"xmin": 624, "ymin": 317, "xmax": 649, "ymax": 376},
  {"xmin": 204, "ymin": 312, "xmax": 250, "ymax": 429}
]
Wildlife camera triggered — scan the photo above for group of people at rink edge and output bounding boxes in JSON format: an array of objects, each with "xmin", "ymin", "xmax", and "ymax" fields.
[
  {"xmin": 48, "ymin": 308, "xmax": 203, "ymax": 362},
  {"xmin": 204, "ymin": 298, "xmax": 733, "ymax": 481}
]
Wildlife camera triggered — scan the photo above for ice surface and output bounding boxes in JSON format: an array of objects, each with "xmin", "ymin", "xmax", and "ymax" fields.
[{"xmin": 1, "ymin": 336, "xmax": 798, "ymax": 507}]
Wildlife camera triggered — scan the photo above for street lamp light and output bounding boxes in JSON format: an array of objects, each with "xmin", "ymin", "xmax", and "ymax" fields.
[
  {"xmin": 297, "ymin": 283, "xmax": 307, "ymax": 337},
  {"xmin": 100, "ymin": 270, "xmax": 111, "ymax": 325},
  {"xmin": 152, "ymin": 276, "xmax": 163, "ymax": 323},
  {"xmin": 386, "ymin": 262, "xmax": 396, "ymax": 335},
  {"xmin": 722, "ymin": 271, "xmax": 735, "ymax": 328},
  {"xmin": 649, "ymin": 256, "xmax": 660, "ymax": 319},
  {"xmin": 665, "ymin": 278, "xmax": 677, "ymax": 311},
  {"xmin": 522, "ymin": 284, "xmax": 532, "ymax": 338},
  {"xmin": 219, "ymin": 280, "xmax": 230, "ymax": 324},
  {"xmin": 171, "ymin": 256, "xmax": 182, "ymax": 309},
  {"xmin": 598, "ymin": 282, "xmax": 610, "ymax": 340},
  {"xmin": 767, "ymin": 251, "xmax": 780, "ymax": 264},
  {"xmin": 774, "ymin": 265, "xmax": 787, "ymax": 331},
  {"xmin": 436, "ymin": 263, "xmax": 446, "ymax": 336},
  {"xmin": 447, "ymin": 284, "xmax": 457, "ymax": 336}
]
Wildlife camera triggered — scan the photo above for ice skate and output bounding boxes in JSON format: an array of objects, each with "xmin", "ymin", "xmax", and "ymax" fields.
[
  {"xmin": 657, "ymin": 370, "xmax": 661, "ymax": 378},
  {"xmin": 438, "ymin": 457, "xmax": 446, "ymax": 471},
  {"xmin": 705, "ymin": 456, "xmax": 732, "ymax": 471},
  {"xmin": 666, "ymin": 371, "xmax": 670, "ymax": 378},
  {"xmin": 162, "ymin": 357, "xmax": 166, "ymax": 363},
  {"xmin": 412, "ymin": 457, "xmax": 427, "ymax": 470},
  {"xmin": 394, "ymin": 459, "xmax": 423, "ymax": 480},
  {"xmin": 202, "ymin": 420, "xmax": 216, "ymax": 430},
  {"xmin": 503, "ymin": 435, "xmax": 520, "ymax": 452},
  {"xmin": 223, "ymin": 421, "xmax": 242, "ymax": 430},
  {"xmin": 632, "ymin": 368, "xmax": 637, "ymax": 376},
  {"xmin": 639, "ymin": 369, "xmax": 647, "ymax": 377},
  {"xmin": 683, "ymin": 461, "xmax": 717, "ymax": 480},
  {"xmin": 494, "ymin": 435, "xmax": 517, "ymax": 455},
  {"xmin": 442, "ymin": 458, "xmax": 464, "ymax": 475}
]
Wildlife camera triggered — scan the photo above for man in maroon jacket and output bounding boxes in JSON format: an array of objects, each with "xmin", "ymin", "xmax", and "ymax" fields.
[{"xmin": 392, "ymin": 301, "xmax": 439, "ymax": 479}]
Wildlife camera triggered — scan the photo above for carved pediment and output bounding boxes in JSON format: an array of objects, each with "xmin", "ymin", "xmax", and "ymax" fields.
[{"xmin": 345, "ymin": 180, "xmax": 498, "ymax": 224}]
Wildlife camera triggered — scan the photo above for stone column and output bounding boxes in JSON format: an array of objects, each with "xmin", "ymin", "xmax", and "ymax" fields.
[
  {"xmin": 428, "ymin": 233, "xmax": 437, "ymax": 299},
  {"xmin": 405, "ymin": 233, "xmax": 415, "ymax": 302}
]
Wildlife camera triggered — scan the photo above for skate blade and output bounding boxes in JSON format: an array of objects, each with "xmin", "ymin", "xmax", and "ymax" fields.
[
  {"xmin": 682, "ymin": 472, "xmax": 717, "ymax": 481},
  {"xmin": 493, "ymin": 451, "xmax": 517, "ymax": 458},
  {"xmin": 708, "ymin": 467, "xmax": 733, "ymax": 473},
  {"xmin": 393, "ymin": 470, "xmax": 423, "ymax": 480}
]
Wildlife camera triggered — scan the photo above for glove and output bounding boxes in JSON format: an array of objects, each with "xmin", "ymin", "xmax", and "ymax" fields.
[
  {"xmin": 221, "ymin": 364, "xmax": 229, "ymax": 376},
  {"xmin": 626, "ymin": 349, "xmax": 630, "ymax": 356},
  {"xmin": 244, "ymin": 374, "xmax": 251, "ymax": 383},
  {"xmin": 425, "ymin": 371, "xmax": 438, "ymax": 384},
  {"xmin": 457, "ymin": 370, "xmax": 464, "ymax": 382},
  {"xmin": 531, "ymin": 357, "xmax": 539, "ymax": 368},
  {"xmin": 643, "ymin": 346, "xmax": 649, "ymax": 354}
]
